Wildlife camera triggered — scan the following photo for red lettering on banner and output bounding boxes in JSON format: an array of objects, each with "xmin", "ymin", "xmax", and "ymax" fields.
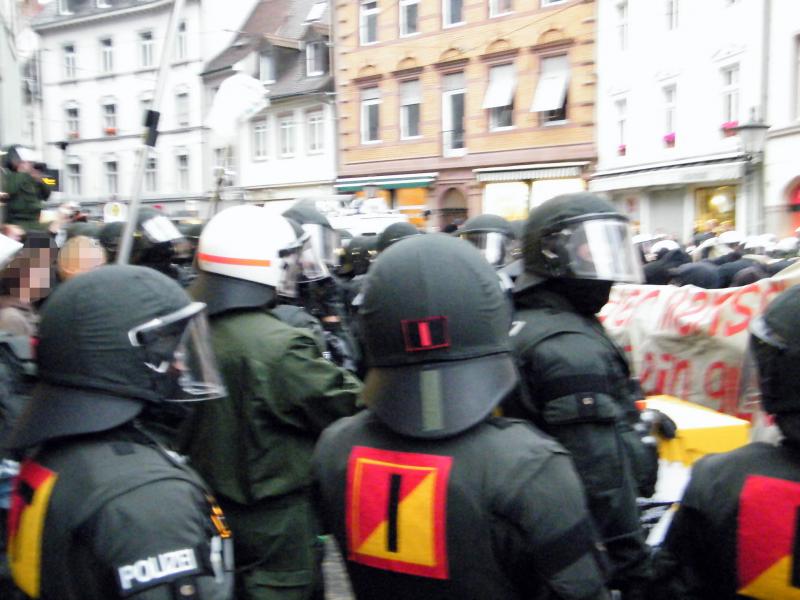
[
  {"xmin": 703, "ymin": 361, "xmax": 741, "ymax": 412},
  {"xmin": 725, "ymin": 285, "xmax": 758, "ymax": 337},
  {"xmin": 657, "ymin": 288, "xmax": 690, "ymax": 332},
  {"xmin": 639, "ymin": 352, "xmax": 692, "ymax": 399},
  {"xmin": 605, "ymin": 288, "xmax": 662, "ymax": 328},
  {"xmin": 675, "ymin": 291, "xmax": 709, "ymax": 337},
  {"xmin": 706, "ymin": 291, "xmax": 736, "ymax": 336}
]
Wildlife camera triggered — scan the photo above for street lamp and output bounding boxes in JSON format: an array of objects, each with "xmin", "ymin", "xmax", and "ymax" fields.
[{"xmin": 733, "ymin": 112, "xmax": 770, "ymax": 235}]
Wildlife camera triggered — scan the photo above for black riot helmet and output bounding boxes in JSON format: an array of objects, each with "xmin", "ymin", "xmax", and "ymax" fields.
[
  {"xmin": 6, "ymin": 265, "xmax": 225, "ymax": 449},
  {"xmin": 99, "ymin": 220, "xmax": 125, "ymax": 262},
  {"xmin": 376, "ymin": 221, "xmax": 420, "ymax": 253},
  {"xmin": 514, "ymin": 192, "xmax": 643, "ymax": 293},
  {"xmin": 98, "ymin": 209, "xmax": 191, "ymax": 267},
  {"xmin": 458, "ymin": 213, "xmax": 515, "ymax": 268},
  {"xmin": 283, "ymin": 199, "xmax": 341, "ymax": 271},
  {"xmin": 359, "ymin": 234, "xmax": 517, "ymax": 439},
  {"xmin": 739, "ymin": 285, "xmax": 800, "ymax": 417},
  {"xmin": 340, "ymin": 235, "xmax": 376, "ymax": 278}
]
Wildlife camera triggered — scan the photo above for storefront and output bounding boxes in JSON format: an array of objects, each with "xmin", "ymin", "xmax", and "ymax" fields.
[
  {"xmin": 695, "ymin": 185, "xmax": 738, "ymax": 232},
  {"xmin": 334, "ymin": 173, "xmax": 437, "ymax": 228}
]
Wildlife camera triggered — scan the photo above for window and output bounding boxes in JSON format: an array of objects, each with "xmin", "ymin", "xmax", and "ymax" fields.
[
  {"xmin": 400, "ymin": 0, "xmax": 419, "ymax": 36},
  {"xmin": 65, "ymin": 103, "xmax": 80, "ymax": 137},
  {"xmin": 664, "ymin": 84, "xmax": 676, "ymax": 132},
  {"xmin": 175, "ymin": 92, "xmax": 190, "ymax": 127},
  {"xmin": 176, "ymin": 152, "xmax": 189, "ymax": 191},
  {"xmin": 252, "ymin": 119, "xmax": 268, "ymax": 159},
  {"xmin": 483, "ymin": 64, "xmax": 516, "ymax": 130},
  {"xmin": 139, "ymin": 31, "xmax": 154, "ymax": 68},
  {"xmin": 102, "ymin": 102, "xmax": 117, "ymax": 133},
  {"xmin": 63, "ymin": 44, "xmax": 76, "ymax": 79},
  {"xmin": 97, "ymin": 0, "xmax": 111, "ymax": 7},
  {"xmin": 259, "ymin": 51, "xmax": 275, "ymax": 83},
  {"xmin": 105, "ymin": 160, "xmax": 118, "ymax": 195},
  {"xmin": 100, "ymin": 38, "xmax": 113, "ymax": 73},
  {"xmin": 444, "ymin": 0, "xmax": 464, "ymax": 26},
  {"xmin": 58, "ymin": 0, "xmax": 72, "ymax": 15},
  {"xmin": 360, "ymin": 1, "xmax": 378, "ymax": 45},
  {"xmin": 721, "ymin": 64, "xmax": 739, "ymax": 123},
  {"xmin": 175, "ymin": 21, "xmax": 187, "ymax": 60},
  {"xmin": 400, "ymin": 79, "xmax": 421, "ymax": 138},
  {"xmin": 279, "ymin": 115, "xmax": 296, "ymax": 157},
  {"xmin": 442, "ymin": 72, "xmax": 465, "ymax": 153},
  {"xmin": 307, "ymin": 110, "xmax": 325, "ymax": 153},
  {"xmin": 531, "ymin": 54, "xmax": 569, "ymax": 124},
  {"xmin": 666, "ymin": 0, "xmax": 678, "ymax": 30},
  {"xmin": 490, "ymin": 0, "xmax": 512, "ymax": 17},
  {"xmin": 794, "ymin": 37, "xmax": 800, "ymax": 120},
  {"xmin": 615, "ymin": 98, "xmax": 627, "ymax": 148},
  {"xmin": 360, "ymin": 87, "xmax": 381, "ymax": 143},
  {"xmin": 306, "ymin": 2, "xmax": 326, "ymax": 22},
  {"xmin": 306, "ymin": 41, "xmax": 326, "ymax": 76},
  {"xmin": 145, "ymin": 156, "xmax": 158, "ymax": 192},
  {"xmin": 66, "ymin": 159, "xmax": 81, "ymax": 196},
  {"xmin": 617, "ymin": 1, "xmax": 628, "ymax": 51}
]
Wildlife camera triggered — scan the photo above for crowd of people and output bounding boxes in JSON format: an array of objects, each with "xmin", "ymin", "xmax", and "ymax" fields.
[{"xmin": 0, "ymin": 182, "xmax": 797, "ymax": 599}]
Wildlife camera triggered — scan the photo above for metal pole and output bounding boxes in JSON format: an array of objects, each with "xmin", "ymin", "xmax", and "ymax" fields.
[{"xmin": 117, "ymin": 0, "xmax": 186, "ymax": 264}]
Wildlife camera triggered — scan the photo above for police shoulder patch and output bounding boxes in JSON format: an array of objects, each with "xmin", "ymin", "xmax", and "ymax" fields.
[{"xmin": 115, "ymin": 547, "xmax": 202, "ymax": 597}]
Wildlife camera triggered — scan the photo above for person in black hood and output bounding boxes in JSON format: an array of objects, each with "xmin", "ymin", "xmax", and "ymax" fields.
[
  {"xmin": 504, "ymin": 192, "xmax": 655, "ymax": 599},
  {"xmin": 668, "ymin": 261, "xmax": 722, "ymax": 289},
  {"xmin": 644, "ymin": 248, "xmax": 691, "ymax": 285}
]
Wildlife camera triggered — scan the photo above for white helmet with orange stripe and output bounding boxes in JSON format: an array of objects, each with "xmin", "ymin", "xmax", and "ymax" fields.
[{"xmin": 191, "ymin": 205, "xmax": 328, "ymax": 315}]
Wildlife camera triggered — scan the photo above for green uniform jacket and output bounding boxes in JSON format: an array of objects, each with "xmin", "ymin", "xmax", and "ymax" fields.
[
  {"xmin": 1, "ymin": 170, "xmax": 49, "ymax": 230},
  {"xmin": 182, "ymin": 308, "xmax": 362, "ymax": 505}
]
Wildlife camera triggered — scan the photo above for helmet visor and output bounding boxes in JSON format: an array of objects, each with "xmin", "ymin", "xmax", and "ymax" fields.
[
  {"xmin": 303, "ymin": 224, "xmax": 340, "ymax": 269},
  {"xmin": 460, "ymin": 231, "xmax": 510, "ymax": 267},
  {"xmin": 128, "ymin": 302, "xmax": 226, "ymax": 402},
  {"xmin": 277, "ymin": 235, "xmax": 330, "ymax": 298},
  {"xmin": 542, "ymin": 217, "xmax": 644, "ymax": 283},
  {"xmin": 141, "ymin": 214, "xmax": 184, "ymax": 244}
]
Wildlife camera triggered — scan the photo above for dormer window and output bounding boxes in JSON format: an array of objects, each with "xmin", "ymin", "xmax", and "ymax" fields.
[
  {"xmin": 259, "ymin": 51, "xmax": 275, "ymax": 83},
  {"xmin": 305, "ymin": 2, "xmax": 326, "ymax": 22},
  {"xmin": 306, "ymin": 41, "xmax": 326, "ymax": 77}
]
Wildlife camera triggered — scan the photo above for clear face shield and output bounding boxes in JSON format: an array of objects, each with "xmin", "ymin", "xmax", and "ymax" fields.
[
  {"xmin": 460, "ymin": 231, "xmax": 511, "ymax": 268},
  {"xmin": 278, "ymin": 233, "xmax": 330, "ymax": 298},
  {"xmin": 542, "ymin": 217, "xmax": 644, "ymax": 283},
  {"xmin": 128, "ymin": 302, "xmax": 226, "ymax": 402},
  {"xmin": 140, "ymin": 214, "xmax": 192, "ymax": 262},
  {"xmin": 302, "ymin": 224, "xmax": 340, "ymax": 270}
]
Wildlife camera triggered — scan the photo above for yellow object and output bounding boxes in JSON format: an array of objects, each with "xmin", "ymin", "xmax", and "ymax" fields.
[{"xmin": 645, "ymin": 395, "xmax": 751, "ymax": 467}]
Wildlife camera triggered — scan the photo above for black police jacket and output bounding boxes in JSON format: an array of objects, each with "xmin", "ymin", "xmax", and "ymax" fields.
[
  {"xmin": 652, "ymin": 441, "xmax": 800, "ymax": 599},
  {"xmin": 7, "ymin": 426, "xmax": 233, "ymax": 600},
  {"xmin": 313, "ymin": 411, "xmax": 610, "ymax": 600},
  {"xmin": 504, "ymin": 288, "xmax": 652, "ymax": 594}
]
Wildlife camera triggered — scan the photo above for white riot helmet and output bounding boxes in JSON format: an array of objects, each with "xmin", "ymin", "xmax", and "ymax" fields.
[{"xmin": 191, "ymin": 205, "xmax": 327, "ymax": 316}]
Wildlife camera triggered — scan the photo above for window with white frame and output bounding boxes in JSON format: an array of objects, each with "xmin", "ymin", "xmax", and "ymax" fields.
[
  {"xmin": 58, "ymin": 0, "xmax": 72, "ymax": 15},
  {"xmin": 400, "ymin": 0, "xmax": 419, "ymax": 36},
  {"xmin": 306, "ymin": 41, "xmax": 326, "ymax": 76},
  {"xmin": 360, "ymin": 1, "xmax": 378, "ymax": 45},
  {"xmin": 175, "ymin": 21, "xmax": 187, "ymax": 60},
  {"xmin": 360, "ymin": 87, "xmax": 381, "ymax": 143},
  {"xmin": 794, "ymin": 36, "xmax": 800, "ymax": 120},
  {"xmin": 617, "ymin": 1, "xmax": 628, "ymax": 51},
  {"xmin": 139, "ymin": 31, "xmax": 154, "ymax": 68},
  {"xmin": 721, "ymin": 64, "xmax": 739, "ymax": 123},
  {"xmin": 66, "ymin": 158, "xmax": 81, "ymax": 196},
  {"xmin": 279, "ymin": 115, "xmax": 296, "ymax": 157},
  {"xmin": 442, "ymin": 72, "xmax": 465, "ymax": 152},
  {"xmin": 615, "ymin": 98, "xmax": 627, "ymax": 148},
  {"xmin": 252, "ymin": 119, "xmax": 269, "ymax": 159},
  {"xmin": 307, "ymin": 110, "xmax": 325, "ymax": 153},
  {"xmin": 97, "ymin": 0, "xmax": 111, "ymax": 8},
  {"xmin": 531, "ymin": 54, "xmax": 569, "ymax": 124},
  {"xmin": 102, "ymin": 101, "xmax": 117, "ymax": 133},
  {"xmin": 100, "ymin": 38, "xmax": 113, "ymax": 73},
  {"xmin": 490, "ymin": 0, "xmax": 512, "ymax": 18},
  {"xmin": 666, "ymin": 0, "xmax": 678, "ymax": 30},
  {"xmin": 664, "ymin": 84, "xmax": 676, "ymax": 133},
  {"xmin": 400, "ymin": 79, "xmax": 421, "ymax": 138},
  {"xmin": 484, "ymin": 64, "xmax": 516, "ymax": 130},
  {"xmin": 259, "ymin": 50, "xmax": 276, "ymax": 83},
  {"xmin": 444, "ymin": 0, "xmax": 464, "ymax": 26},
  {"xmin": 175, "ymin": 91, "xmax": 190, "ymax": 127},
  {"xmin": 145, "ymin": 156, "xmax": 158, "ymax": 192},
  {"xmin": 105, "ymin": 159, "xmax": 118, "ymax": 195},
  {"xmin": 176, "ymin": 151, "xmax": 189, "ymax": 191},
  {"xmin": 63, "ymin": 44, "xmax": 76, "ymax": 79},
  {"xmin": 65, "ymin": 103, "xmax": 80, "ymax": 137}
]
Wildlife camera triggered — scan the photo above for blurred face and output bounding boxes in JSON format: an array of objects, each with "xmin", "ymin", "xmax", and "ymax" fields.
[{"xmin": 2, "ymin": 247, "xmax": 54, "ymax": 302}]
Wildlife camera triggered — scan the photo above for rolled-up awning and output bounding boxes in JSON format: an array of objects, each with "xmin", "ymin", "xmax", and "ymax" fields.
[
  {"xmin": 334, "ymin": 172, "xmax": 438, "ymax": 192},
  {"xmin": 482, "ymin": 64, "xmax": 516, "ymax": 109},
  {"xmin": 473, "ymin": 162, "xmax": 586, "ymax": 182}
]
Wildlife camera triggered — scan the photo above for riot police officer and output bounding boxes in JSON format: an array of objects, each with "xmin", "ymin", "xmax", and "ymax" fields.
[
  {"xmin": 4, "ymin": 265, "xmax": 233, "ymax": 600},
  {"xmin": 180, "ymin": 205, "xmax": 362, "ymax": 600},
  {"xmin": 374, "ymin": 221, "xmax": 420, "ymax": 254},
  {"xmin": 503, "ymin": 192, "xmax": 653, "ymax": 598},
  {"xmin": 457, "ymin": 213, "xmax": 516, "ymax": 269},
  {"xmin": 313, "ymin": 234, "xmax": 610, "ymax": 600},
  {"xmin": 651, "ymin": 284, "xmax": 800, "ymax": 599}
]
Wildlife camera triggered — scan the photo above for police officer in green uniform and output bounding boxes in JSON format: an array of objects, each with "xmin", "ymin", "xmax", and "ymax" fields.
[
  {"xmin": 1, "ymin": 146, "xmax": 50, "ymax": 232},
  {"xmin": 180, "ymin": 205, "xmax": 362, "ymax": 600},
  {"xmin": 313, "ymin": 234, "xmax": 611, "ymax": 600},
  {"xmin": 4, "ymin": 265, "xmax": 234, "ymax": 600},
  {"xmin": 503, "ymin": 193, "xmax": 654, "ymax": 598}
]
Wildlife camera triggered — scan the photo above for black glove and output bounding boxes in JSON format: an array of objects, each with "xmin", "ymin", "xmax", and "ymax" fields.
[{"xmin": 640, "ymin": 408, "xmax": 678, "ymax": 440}]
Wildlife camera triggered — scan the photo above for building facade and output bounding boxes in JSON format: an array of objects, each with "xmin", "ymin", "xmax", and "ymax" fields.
[
  {"xmin": 201, "ymin": 0, "xmax": 338, "ymax": 209},
  {"xmin": 32, "ymin": 0, "xmax": 256, "ymax": 216},
  {"xmin": 333, "ymin": 0, "xmax": 596, "ymax": 230},
  {"xmin": 590, "ymin": 0, "xmax": 767, "ymax": 242}
]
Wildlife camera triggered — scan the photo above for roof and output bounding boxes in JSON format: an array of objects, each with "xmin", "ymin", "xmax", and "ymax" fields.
[{"xmin": 31, "ymin": 0, "xmax": 168, "ymax": 30}]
